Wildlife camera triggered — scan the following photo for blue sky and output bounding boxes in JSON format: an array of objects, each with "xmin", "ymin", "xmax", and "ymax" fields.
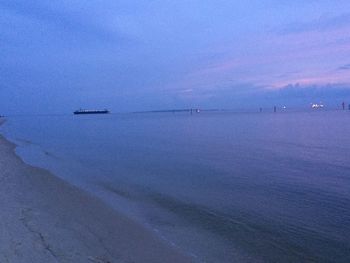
[{"xmin": 1, "ymin": 0, "xmax": 350, "ymax": 113}]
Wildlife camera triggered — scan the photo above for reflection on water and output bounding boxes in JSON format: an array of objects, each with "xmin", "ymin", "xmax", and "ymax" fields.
[{"xmin": 1, "ymin": 111, "xmax": 350, "ymax": 262}]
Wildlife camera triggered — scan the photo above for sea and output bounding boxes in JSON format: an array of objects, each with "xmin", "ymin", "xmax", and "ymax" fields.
[{"xmin": 1, "ymin": 110, "xmax": 350, "ymax": 262}]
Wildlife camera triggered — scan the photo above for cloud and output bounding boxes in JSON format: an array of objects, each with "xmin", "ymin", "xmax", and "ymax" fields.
[
  {"xmin": 276, "ymin": 13, "xmax": 350, "ymax": 35},
  {"xmin": 338, "ymin": 64, "xmax": 350, "ymax": 70},
  {"xmin": 179, "ymin": 82, "xmax": 350, "ymax": 109},
  {"xmin": 0, "ymin": 1, "xmax": 134, "ymax": 44},
  {"xmin": 273, "ymin": 83, "xmax": 350, "ymax": 98}
]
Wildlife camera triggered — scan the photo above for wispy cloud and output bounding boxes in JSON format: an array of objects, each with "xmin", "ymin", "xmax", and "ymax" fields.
[
  {"xmin": 276, "ymin": 13, "xmax": 350, "ymax": 35},
  {"xmin": 338, "ymin": 64, "xmax": 350, "ymax": 70},
  {"xmin": 0, "ymin": 1, "xmax": 134, "ymax": 44}
]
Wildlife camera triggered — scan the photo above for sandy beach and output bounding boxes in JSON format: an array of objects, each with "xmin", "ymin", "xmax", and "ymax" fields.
[{"xmin": 0, "ymin": 120, "xmax": 193, "ymax": 263}]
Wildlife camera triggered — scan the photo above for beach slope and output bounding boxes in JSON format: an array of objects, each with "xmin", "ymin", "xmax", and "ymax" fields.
[{"xmin": 0, "ymin": 125, "xmax": 192, "ymax": 262}]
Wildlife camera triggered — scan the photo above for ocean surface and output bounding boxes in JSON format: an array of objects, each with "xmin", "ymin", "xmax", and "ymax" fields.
[{"xmin": 1, "ymin": 110, "xmax": 350, "ymax": 262}]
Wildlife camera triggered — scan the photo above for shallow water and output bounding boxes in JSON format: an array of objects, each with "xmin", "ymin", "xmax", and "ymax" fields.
[{"xmin": 1, "ymin": 110, "xmax": 350, "ymax": 262}]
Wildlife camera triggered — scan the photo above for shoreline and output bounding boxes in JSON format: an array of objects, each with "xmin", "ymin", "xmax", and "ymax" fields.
[{"xmin": 0, "ymin": 119, "xmax": 193, "ymax": 263}]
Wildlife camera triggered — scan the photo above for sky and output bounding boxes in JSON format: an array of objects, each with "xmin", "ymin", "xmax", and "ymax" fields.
[{"xmin": 1, "ymin": 0, "xmax": 350, "ymax": 113}]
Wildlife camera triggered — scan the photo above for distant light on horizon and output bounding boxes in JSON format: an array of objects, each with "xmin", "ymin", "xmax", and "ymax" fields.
[{"xmin": 311, "ymin": 103, "xmax": 325, "ymax": 109}]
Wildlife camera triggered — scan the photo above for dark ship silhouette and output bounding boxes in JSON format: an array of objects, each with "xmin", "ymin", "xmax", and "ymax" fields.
[{"xmin": 74, "ymin": 109, "xmax": 110, "ymax": 115}]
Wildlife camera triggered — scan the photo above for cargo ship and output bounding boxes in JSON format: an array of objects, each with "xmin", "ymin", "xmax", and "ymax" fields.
[{"xmin": 74, "ymin": 109, "xmax": 110, "ymax": 115}]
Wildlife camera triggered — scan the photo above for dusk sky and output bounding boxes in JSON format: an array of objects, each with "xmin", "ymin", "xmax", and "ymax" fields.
[{"xmin": 1, "ymin": 0, "xmax": 350, "ymax": 113}]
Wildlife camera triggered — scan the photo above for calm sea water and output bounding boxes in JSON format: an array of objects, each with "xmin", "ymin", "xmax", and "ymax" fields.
[{"xmin": 1, "ymin": 111, "xmax": 350, "ymax": 262}]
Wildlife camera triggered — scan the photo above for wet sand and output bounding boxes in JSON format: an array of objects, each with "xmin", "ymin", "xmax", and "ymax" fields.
[{"xmin": 0, "ymin": 120, "xmax": 193, "ymax": 263}]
